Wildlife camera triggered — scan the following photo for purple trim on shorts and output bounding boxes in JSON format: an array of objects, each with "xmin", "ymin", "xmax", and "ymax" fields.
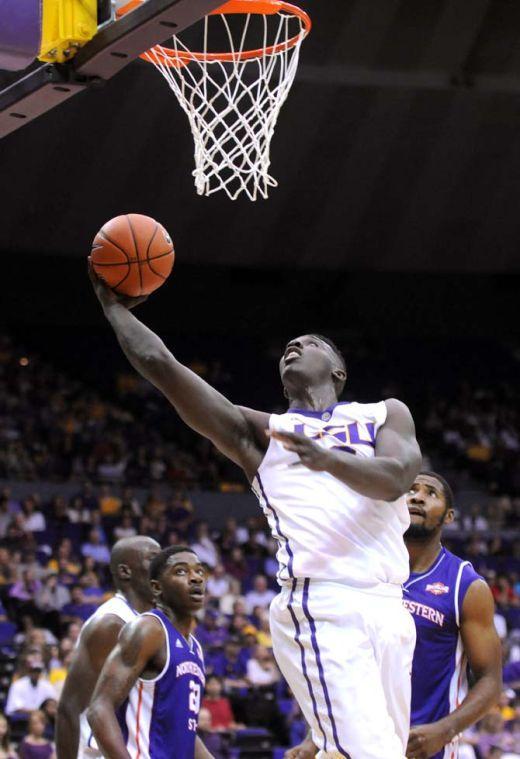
[
  {"xmin": 288, "ymin": 579, "xmax": 327, "ymax": 750},
  {"xmin": 302, "ymin": 578, "xmax": 351, "ymax": 758},
  {"xmin": 256, "ymin": 473, "xmax": 294, "ymax": 578}
]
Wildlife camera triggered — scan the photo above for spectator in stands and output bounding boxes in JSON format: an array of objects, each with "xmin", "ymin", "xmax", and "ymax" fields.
[
  {"xmin": 197, "ymin": 708, "xmax": 229, "ymax": 758},
  {"xmin": 0, "ymin": 497, "xmax": 12, "ymax": 539},
  {"xmin": 98, "ymin": 485, "xmax": 121, "ymax": 517},
  {"xmin": 256, "ymin": 611, "xmax": 273, "ymax": 648},
  {"xmin": 218, "ymin": 578, "xmax": 243, "ymax": 616},
  {"xmin": 246, "ymin": 645, "xmax": 280, "ymax": 689},
  {"xmin": 196, "ymin": 609, "xmax": 229, "ymax": 651},
  {"xmin": 211, "ymin": 639, "xmax": 249, "ymax": 692},
  {"xmin": 47, "ymin": 646, "xmax": 71, "ymax": 698},
  {"xmin": 20, "ymin": 497, "xmax": 46, "ymax": 533},
  {"xmin": 113, "ymin": 513, "xmax": 137, "ymax": 541},
  {"xmin": 19, "ymin": 551, "xmax": 46, "ymax": 582},
  {"xmin": 477, "ymin": 712, "xmax": 516, "ymax": 756},
  {"xmin": 60, "ymin": 585, "xmax": 97, "ymax": 623},
  {"xmin": 0, "ymin": 713, "xmax": 16, "ymax": 759},
  {"xmin": 491, "ymin": 575, "xmax": 519, "ymax": 609},
  {"xmin": 191, "ymin": 522, "xmax": 219, "ymax": 568},
  {"xmin": 5, "ymin": 513, "xmax": 32, "ymax": 551},
  {"xmin": 47, "ymin": 540, "xmax": 80, "ymax": 577},
  {"xmin": 224, "ymin": 547, "xmax": 249, "ymax": 584},
  {"xmin": 245, "ymin": 575, "xmax": 276, "ymax": 613},
  {"xmin": 228, "ymin": 613, "xmax": 257, "ymax": 640},
  {"xmin": 5, "ymin": 656, "xmax": 56, "ymax": 717},
  {"xmin": 79, "ymin": 570, "xmax": 105, "ymax": 606},
  {"xmin": 9, "ymin": 569, "xmax": 42, "ymax": 620},
  {"xmin": 40, "ymin": 699, "xmax": 57, "ymax": 740},
  {"xmin": 81, "ymin": 529, "xmax": 110, "ymax": 565},
  {"xmin": 0, "ymin": 549, "xmax": 15, "ymax": 586},
  {"xmin": 206, "ymin": 564, "xmax": 231, "ymax": 600},
  {"xmin": 18, "ymin": 709, "xmax": 55, "ymax": 759},
  {"xmin": 202, "ymin": 675, "xmax": 240, "ymax": 730},
  {"xmin": 35, "ymin": 575, "xmax": 70, "ymax": 622},
  {"xmin": 218, "ymin": 518, "xmax": 248, "ymax": 554}
]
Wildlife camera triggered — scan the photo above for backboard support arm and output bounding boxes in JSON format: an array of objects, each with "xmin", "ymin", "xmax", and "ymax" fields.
[{"xmin": 0, "ymin": 0, "xmax": 224, "ymax": 139}]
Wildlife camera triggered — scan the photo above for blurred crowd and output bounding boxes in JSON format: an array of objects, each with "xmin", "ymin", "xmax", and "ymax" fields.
[
  {"xmin": 422, "ymin": 382, "xmax": 520, "ymax": 497},
  {"xmin": 0, "ymin": 490, "xmax": 514, "ymax": 756},
  {"xmin": 0, "ymin": 333, "xmax": 519, "ymax": 755},
  {"xmin": 1, "ymin": 333, "xmax": 520, "ymax": 498},
  {"xmin": 0, "ymin": 335, "xmax": 235, "ymax": 491}
]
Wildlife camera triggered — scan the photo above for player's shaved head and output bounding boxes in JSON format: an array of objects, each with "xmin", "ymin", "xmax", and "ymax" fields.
[
  {"xmin": 308, "ymin": 334, "xmax": 347, "ymax": 395},
  {"xmin": 281, "ymin": 333, "xmax": 347, "ymax": 401},
  {"xmin": 110, "ymin": 536, "xmax": 161, "ymax": 591}
]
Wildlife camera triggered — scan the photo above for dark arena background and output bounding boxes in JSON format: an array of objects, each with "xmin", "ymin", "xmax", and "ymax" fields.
[{"xmin": 0, "ymin": 0, "xmax": 519, "ymax": 756}]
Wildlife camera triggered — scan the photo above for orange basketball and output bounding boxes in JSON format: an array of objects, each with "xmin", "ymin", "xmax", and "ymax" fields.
[{"xmin": 91, "ymin": 214, "xmax": 174, "ymax": 297}]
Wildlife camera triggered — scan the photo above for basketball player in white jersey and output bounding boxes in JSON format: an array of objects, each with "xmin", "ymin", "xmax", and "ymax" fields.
[
  {"xmin": 89, "ymin": 265, "xmax": 422, "ymax": 759},
  {"xmin": 56, "ymin": 535, "xmax": 160, "ymax": 759}
]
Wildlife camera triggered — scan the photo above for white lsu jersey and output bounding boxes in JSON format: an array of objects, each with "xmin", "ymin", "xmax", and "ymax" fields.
[
  {"xmin": 78, "ymin": 593, "xmax": 139, "ymax": 758},
  {"xmin": 252, "ymin": 401, "xmax": 410, "ymax": 593}
]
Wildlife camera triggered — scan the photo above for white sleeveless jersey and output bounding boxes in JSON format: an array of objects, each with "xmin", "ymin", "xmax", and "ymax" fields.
[
  {"xmin": 252, "ymin": 401, "xmax": 410, "ymax": 593},
  {"xmin": 78, "ymin": 593, "xmax": 139, "ymax": 758}
]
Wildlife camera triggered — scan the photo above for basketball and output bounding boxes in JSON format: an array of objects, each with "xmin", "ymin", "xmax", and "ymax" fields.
[{"xmin": 90, "ymin": 213, "xmax": 174, "ymax": 298}]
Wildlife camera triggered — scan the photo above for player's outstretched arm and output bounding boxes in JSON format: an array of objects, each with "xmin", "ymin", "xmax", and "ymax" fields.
[
  {"xmin": 271, "ymin": 398, "xmax": 421, "ymax": 501},
  {"xmin": 56, "ymin": 615, "xmax": 125, "ymax": 759},
  {"xmin": 89, "ymin": 262, "xmax": 266, "ymax": 476},
  {"xmin": 87, "ymin": 616, "xmax": 164, "ymax": 759},
  {"xmin": 406, "ymin": 580, "xmax": 502, "ymax": 759}
]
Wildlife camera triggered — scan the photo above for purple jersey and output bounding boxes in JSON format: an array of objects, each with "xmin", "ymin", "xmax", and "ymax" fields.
[
  {"xmin": 403, "ymin": 547, "xmax": 483, "ymax": 759},
  {"xmin": 121, "ymin": 609, "xmax": 205, "ymax": 758}
]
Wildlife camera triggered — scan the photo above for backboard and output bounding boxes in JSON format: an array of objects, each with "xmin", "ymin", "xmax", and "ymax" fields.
[{"xmin": 0, "ymin": 0, "xmax": 225, "ymax": 139}]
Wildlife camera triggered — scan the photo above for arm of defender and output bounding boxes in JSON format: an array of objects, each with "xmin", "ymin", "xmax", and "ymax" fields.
[
  {"xmin": 87, "ymin": 617, "xmax": 164, "ymax": 759},
  {"xmin": 441, "ymin": 580, "xmax": 502, "ymax": 735},
  {"xmin": 56, "ymin": 615, "xmax": 124, "ymax": 759},
  {"xmin": 89, "ymin": 263, "xmax": 265, "ymax": 472},
  {"xmin": 407, "ymin": 580, "xmax": 502, "ymax": 759},
  {"xmin": 271, "ymin": 398, "xmax": 421, "ymax": 501}
]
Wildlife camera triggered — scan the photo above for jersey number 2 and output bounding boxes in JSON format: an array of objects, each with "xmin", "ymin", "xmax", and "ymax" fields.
[{"xmin": 189, "ymin": 680, "xmax": 201, "ymax": 713}]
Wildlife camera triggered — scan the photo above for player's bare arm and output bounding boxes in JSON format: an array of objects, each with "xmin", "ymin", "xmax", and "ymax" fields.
[
  {"xmin": 87, "ymin": 616, "xmax": 165, "ymax": 759},
  {"xmin": 89, "ymin": 262, "xmax": 268, "ymax": 479},
  {"xmin": 407, "ymin": 580, "xmax": 502, "ymax": 759},
  {"xmin": 56, "ymin": 614, "xmax": 125, "ymax": 759},
  {"xmin": 271, "ymin": 398, "xmax": 421, "ymax": 501}
]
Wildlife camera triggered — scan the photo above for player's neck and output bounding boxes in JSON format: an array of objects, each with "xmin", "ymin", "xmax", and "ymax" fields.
[
  {"xmin": 406, "ymin": 538, "xmax": 443, "ymax": 574},
  {"xmin": 287, "ymin": 385, "xmax": 338, "ymax": 411},
  {"xmin": 156, "ymin": 603, "xmax": 193, "ymax": 640},
  {"xmin": 122, "ymin": 587, "xmax": 153, "ymax": 615}
]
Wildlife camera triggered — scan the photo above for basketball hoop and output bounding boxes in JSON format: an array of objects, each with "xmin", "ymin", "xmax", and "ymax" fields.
[{"xmin": 120, "ymin": 0, "xmax": 311, "ymax": 200}]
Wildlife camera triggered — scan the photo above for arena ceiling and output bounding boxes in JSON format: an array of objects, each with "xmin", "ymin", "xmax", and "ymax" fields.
[{"xmin": 1, "ymin": 0, "xmax": 520, "ymax": 272}]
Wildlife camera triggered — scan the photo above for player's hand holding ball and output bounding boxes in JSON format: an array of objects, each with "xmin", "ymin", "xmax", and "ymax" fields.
[{"xmin": 89, "ymin": 213, "xmax": 174, "ymax": 310}]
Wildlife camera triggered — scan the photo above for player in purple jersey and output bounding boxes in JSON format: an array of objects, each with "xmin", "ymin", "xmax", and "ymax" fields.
[
  {"xmin": 404, "ymin": 472, "xmax": 501, "ymax": 759},
  {"xmin": 87, "ymin": 546, "xmax": 213, "ymax": 759},
  {"xmin": 286, "ymin": 471, "xmax": 502, "ymax": 759}
]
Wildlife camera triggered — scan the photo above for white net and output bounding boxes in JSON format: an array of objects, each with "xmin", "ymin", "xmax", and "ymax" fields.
[{"xmin": 145, "ymin": 6, "xmax": 309, "ymax": 201}]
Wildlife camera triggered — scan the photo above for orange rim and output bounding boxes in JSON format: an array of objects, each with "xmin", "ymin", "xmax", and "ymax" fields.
[{"xmin": 117, "ymin": 0, "xmax": 311, "ymax": 67}]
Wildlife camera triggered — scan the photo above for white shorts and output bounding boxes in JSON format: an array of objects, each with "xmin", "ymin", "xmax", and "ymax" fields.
[{"xmin": 270, "ymin": 578, "xmax": 416, "ymax": 759}]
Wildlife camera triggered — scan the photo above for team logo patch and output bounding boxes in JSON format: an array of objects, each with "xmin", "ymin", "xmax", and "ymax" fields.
[{"xmin": 426, "ymin": 582, "xmax": 450, "ymax": 595}]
